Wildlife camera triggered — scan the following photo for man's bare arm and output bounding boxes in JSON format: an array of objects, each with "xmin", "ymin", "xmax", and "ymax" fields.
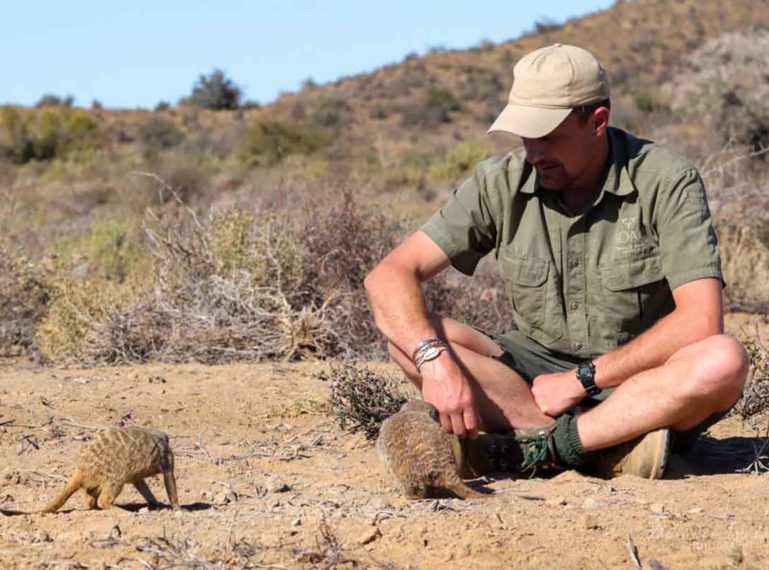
[
  {"xmin": 592, "ymin": 277, "xmax": 723, "ymax": 388},
  {"xmin": 532, "ymin": 277, "xmax": 723, "ymax": 415},
  {"xmin": 364, "ymin": 230, "xmax": 480, "ymax": 437}
]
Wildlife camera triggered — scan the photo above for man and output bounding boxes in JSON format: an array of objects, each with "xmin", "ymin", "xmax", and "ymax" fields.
[{"xmin": 364, "ymin": 44, "xmax": 749, "ymax": 478}]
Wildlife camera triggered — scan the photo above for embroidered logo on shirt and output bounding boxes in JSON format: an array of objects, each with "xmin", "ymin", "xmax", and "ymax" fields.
[{"xmin": 614, "ymin": 216, "xmax": 648, "ymax": 256}]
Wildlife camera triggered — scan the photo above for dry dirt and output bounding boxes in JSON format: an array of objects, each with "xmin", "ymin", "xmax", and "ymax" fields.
[{"xmin": 1, "ymin": 314, "xmax": 768, "ymax": 569}]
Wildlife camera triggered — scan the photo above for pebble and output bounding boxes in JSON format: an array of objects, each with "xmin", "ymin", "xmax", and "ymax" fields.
[
  {"xmin": 581, "ymin": 498, "xmax": 599, "ymax": 509},
  {"xmin": 368, "ymin": 494, "xmax": 391, "ymax": 510},
  {"xmin": 650, "ymin": 503, "xmax": 665, "ymax": 514},
  {"xmin": 265, "ymin": 476, "xmax": 290, "ymax": 493},
  {"xmin": 546, "ymin": 496, "xmax": 567, "ymax": 507}
]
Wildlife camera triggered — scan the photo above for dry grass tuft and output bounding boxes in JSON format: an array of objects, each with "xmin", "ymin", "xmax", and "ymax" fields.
[
  {"xmin": 731, "ymin": 328, "xmax": 769, "ymax": 420},
  {"xmin": 320, "ymin": 360, "xmax": 408, "ymax": 441},
  {"xmin": 294, "ymin": 518, "xmax": 359, "ymax": 569}
]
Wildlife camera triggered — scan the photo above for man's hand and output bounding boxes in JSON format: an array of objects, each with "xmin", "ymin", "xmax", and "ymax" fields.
[
  {"xmin": 420, "ymin": 353, "xmax": 480, "ymax": 439},
  {"xmin": 532, "ymin": 369, "xmax": 585, "ymax": 417}
]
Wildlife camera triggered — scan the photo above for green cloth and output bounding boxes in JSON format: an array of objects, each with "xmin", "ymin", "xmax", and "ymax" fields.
[{"xmin": 421, "ymin": 126, "xmax": 722, "ymax": 359}]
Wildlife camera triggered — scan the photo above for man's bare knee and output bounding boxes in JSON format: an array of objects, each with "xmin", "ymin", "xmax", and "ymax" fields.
[{"xmin": 680, "ymin": 334, "xmax": 749, "ymax": 408}]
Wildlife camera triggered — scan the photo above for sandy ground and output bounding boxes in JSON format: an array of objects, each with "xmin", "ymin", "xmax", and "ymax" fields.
[{"xmin": 1, "ymin": 314, "xmax": 768, "ymax": 569}]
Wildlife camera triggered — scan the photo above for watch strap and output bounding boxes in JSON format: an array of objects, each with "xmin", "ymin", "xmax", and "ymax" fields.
[{"xmin": 576, "ymin": 361, "xmax": 601, "ymax": 396}]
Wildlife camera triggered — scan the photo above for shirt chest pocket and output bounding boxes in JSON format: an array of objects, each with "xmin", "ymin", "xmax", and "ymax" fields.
[
  {"xmin": 595, "ymin": 255, "xmax": 666, "ymax": 339},
  {"xmin": 499, "ymin": 253, "xmax": 564, "ymax": 343}
]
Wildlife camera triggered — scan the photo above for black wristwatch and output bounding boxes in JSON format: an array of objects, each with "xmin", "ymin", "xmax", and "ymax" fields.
[{"xmin": 576, "ymin": 361, "xmax": 601, "ymax": 396}]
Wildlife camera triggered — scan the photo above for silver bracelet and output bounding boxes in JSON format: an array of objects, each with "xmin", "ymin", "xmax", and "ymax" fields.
[
  {"xmin": 411, "ymin": 337, "xmax": 444, "ymax": 361},
  {"xmin": 413, "ymin": 338, "xmax": 449, "ymax": 371}
]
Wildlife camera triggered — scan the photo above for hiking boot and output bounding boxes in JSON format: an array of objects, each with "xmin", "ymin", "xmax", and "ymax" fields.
[
  {"xmin": 459, "ymin": 424, "xmax": 561, "ymax": 478},
  {"xmin": 583, "ymin": 428, "xmax": 671, "ymax": 480}
]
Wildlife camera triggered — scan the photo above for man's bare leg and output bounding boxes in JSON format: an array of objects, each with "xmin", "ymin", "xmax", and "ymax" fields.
[
  {"xmin": 390, "ymin": 316, "xmax": 748, "ymax": 454},
  {"xmin": 388, "ymin": 315, "xmax": 553, "ymax": 431},
  {"xmin": 576, "ymin": 334, "xmax": 748, "ymax": 451}
]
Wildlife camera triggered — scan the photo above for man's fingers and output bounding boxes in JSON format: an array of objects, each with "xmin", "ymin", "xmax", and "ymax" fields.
[
  {"xmin": 450, "ymin": 414, "xmax": 467, "ymax": 438},
  {"xmin": 439, "ymin": 412, "xmax": 453, "ymax": 434},
  {"xmin": 463, "ymin": 407, "xmax": 480, "ymax": 440}
]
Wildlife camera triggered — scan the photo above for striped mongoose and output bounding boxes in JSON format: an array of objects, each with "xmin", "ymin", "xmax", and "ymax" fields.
[
  {"xmin": 41, "ymin": 426, "xmax": 180, "ymax": 512},
  {"xmin": 376, "ymin": 400, "xmax": 483, "ymax": 499}
]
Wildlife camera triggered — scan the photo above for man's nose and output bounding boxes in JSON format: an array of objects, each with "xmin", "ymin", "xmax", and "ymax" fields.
[{"xmin": 523, "ymin": 140, "xmax": 545, "ymax": 164}]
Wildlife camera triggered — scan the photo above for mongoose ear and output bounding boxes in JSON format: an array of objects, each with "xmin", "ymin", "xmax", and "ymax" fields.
[{"xmin": 400, "ymin": 399, "xmax": 439, "ymax": 420}]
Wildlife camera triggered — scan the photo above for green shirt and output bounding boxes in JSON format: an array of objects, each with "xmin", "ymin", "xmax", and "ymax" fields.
[{"xmin": 421, "ymin": 127, "xmax": 722, "ymax": 358}]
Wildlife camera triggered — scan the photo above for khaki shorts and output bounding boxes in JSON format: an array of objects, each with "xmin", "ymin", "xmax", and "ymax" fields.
[{"xmin": 488, "ymin": 328, "xmax": 725, "ymax": 453}]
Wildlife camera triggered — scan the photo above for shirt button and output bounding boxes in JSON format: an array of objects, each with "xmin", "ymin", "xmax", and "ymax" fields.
[
  {"xmin": 574, "ymin": 342, "xmax": 583, "ymax": 351},
  {"xmin": 570, "ymin": 258, "xmax": 579, "ymax": 268},
  {"xmin": 569, "ymin": 301, "xmax": 579, "ymax": 310}
]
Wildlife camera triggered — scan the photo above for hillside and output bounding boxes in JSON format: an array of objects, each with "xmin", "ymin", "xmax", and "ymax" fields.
[{"xmin": 0, "ymin": 0, "xmax": 768, "ymax": 365}]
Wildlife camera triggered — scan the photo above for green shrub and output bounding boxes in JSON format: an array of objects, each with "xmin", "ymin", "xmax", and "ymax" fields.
[
  {"xmin": 429, "ymin": 141, "xmax": 490, "ymax": 184},
  {"xmin": 0, "ymin": 106, "xmax": 105, "ymax": 163},
  {"xmin": 35, "ymin": 94, "xmax": 74, "ymax": 108},
  {"xmin": 308, "ymin": 98, "xmax": 350, "ymax": 130},
  {"xmin": 427, "ymin": 87, "xmax": 461, "ymax": 114},
  {"xmin": 183, "ymin": 69, "xmax": 242, "ymax": 110},
  {"xmin": 138, "ymin": 116, "xmax": 184, "ymax": 151},
  {"xmin": 237, "ymin": 119, "xmax": 333, "ymax": 166}
]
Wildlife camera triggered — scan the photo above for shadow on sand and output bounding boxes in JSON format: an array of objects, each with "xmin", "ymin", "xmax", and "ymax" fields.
[{"xmin": 669, "ymin": 433, "xmax": 769, "ymax": 478}]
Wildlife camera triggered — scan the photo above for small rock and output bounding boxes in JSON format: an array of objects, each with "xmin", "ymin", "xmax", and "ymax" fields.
[
  {"xmin": 546, "ymin": 496, "xmax": 567, "ymax": 507},
  {"xmin": 214, "ymin": 490, "xmax": 237, "ymax": 505},
  {"xmin": 108, "ymin": 524, "xmax": 121, "ymax": 540},
  {"xmin": 138, "ymin": 507, "xmax": 150, "ymax": 514},
  {"xmin": 583, "ymin": 515, "xmax": 600, "ymax": 530},
  {"xmin": 368, "ymin": 494, "xmax": 391, "ymax": 510},
  {"xmin": 581, "ymin": 498, "xmax": 599, "ymax": 509},
  {"xmin": 291, "ymin": 517, "xmax": 302, "ymax": 527},
  {"xmin": 650, "ymin": 503, "xmax": 665, "ymax": 514},
  {"xmin": 265, "ymin": 476, "xmax": 290, "ymax": 493},
  {"xmin": 34, "ymin": 530, "xmax": 53, "ymax": 543},
  {"xmin": 687, "ymin": 507, "xmax": 704, "ymax": 514}
]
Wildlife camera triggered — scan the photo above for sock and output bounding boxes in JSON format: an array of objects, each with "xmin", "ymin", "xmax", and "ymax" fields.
[{"xmin": 551, "ymin": 413, "xmax": 589, "ymax": 467}]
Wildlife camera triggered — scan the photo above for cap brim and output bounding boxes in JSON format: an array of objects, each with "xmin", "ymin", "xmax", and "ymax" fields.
[{"xmin": 487, "ymin": 104, "xmax": 571, "ymax": 138}]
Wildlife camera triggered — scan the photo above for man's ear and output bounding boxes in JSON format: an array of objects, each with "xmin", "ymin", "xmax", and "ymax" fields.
[{"xmin": 593, "ymin": 106, "xmax": 610, "ymax": 136}]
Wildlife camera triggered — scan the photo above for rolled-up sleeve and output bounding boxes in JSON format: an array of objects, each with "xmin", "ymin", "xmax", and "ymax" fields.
[
  {"xmin": 655, "ymin": 167, "xmax": 723, "ymax": 290},
  {"xmin": 420, "ymin": 161, "xmax": 501, "ymax": 275}
]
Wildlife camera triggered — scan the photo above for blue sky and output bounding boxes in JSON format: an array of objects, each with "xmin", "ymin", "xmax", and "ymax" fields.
[{"xmin": 1, "ymin": 0, "xmax": 615, "ymax": 109}]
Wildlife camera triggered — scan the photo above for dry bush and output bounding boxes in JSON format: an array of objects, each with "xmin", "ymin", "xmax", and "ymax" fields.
[
  {"xmin": 663, "ymin": 29, "xmax": 769, "ymax": 153},
  {"xmin": 140, "ymin": 192, "xmax": 338, "ymax": 363},
  {"xmin": 425, "ymin": 259, "xmax": 511, "ymax": 338},
  {"xmin": 0, "ymin": 243, "xmax": 52, "ymax": 355},
  {"xmin": 132, "ymin": 534, "xmax": 266, "ymax": 569},
  {"xmin": 731, "ymin": 330, "xmax": 769, "ymax": 420},
  {"xmin": 320, "ymin": 360, "xmax": 408, "ymax": 441},
  {"xmin": 35, "ymin": 272, "xmax": 152, "ymax": 365},
  {"xmin": 305, "ymin": 189, "xmax": 406, "ymax": 357}
]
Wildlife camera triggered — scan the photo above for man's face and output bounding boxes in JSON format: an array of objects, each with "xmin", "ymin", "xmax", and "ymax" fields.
[{"xmin": 521, "ymin": 111, "xmax": 604, "ymax": 191}]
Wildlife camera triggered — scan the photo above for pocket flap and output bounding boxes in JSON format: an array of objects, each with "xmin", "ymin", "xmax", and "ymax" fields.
[
  {"xmin": 601, "ymin": 256, "xmax": 663, "ymax": 291},
  {"xmin": 500, "ymin": 254, "xmax": 549, "ymax": 287}
]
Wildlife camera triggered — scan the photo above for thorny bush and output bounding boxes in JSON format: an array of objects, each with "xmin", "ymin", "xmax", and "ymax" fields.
[{"xmin": 320, "ymin": 360, "xmax": 409, "ymax": 441}]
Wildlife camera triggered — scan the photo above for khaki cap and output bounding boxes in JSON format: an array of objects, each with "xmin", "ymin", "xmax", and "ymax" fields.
[{"xmin": 489, "ymin": 43, "xmax": 610, "ymax": 138}]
